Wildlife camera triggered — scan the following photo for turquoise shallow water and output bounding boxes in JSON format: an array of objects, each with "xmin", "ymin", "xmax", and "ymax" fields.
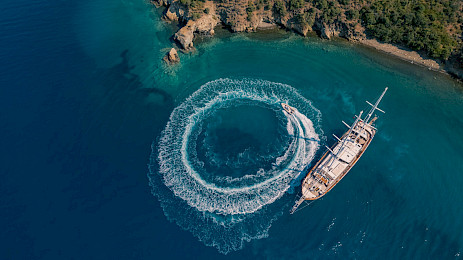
[
  {"xmin": 75, "ymin": 0, "xmax": 463, "ymax": 257},
  {"xmin": 148, "ymin": 32, "xmax": 463, "ymax": 256},
  {"xmin": 1, "ymin": 0, "xmax": 463, "ymax": 257},
  {"xmin": 148, "ymin": 24, "xmax": 463, "ymax": 259}
]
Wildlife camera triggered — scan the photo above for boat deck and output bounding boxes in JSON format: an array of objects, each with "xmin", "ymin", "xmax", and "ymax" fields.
[
  {"xmin": 290, "ymin": 87, "xmax": 388, "ymax": 214},
  {"xmin": 301, "ymin": 121, "xmax": 375, "ymax": 200}
]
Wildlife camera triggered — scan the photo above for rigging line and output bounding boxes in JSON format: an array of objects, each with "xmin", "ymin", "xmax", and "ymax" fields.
[{"xmin": 293, "ymin": 199, "xmax": 314, "ymax": 214}]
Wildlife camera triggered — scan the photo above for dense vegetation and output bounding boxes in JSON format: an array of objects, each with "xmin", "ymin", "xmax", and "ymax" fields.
[
  {"xmin": 269, "ymin": 0, "xmax": 462, "ymax": 60},
  {"xmin": 179, "ymin": 0, "xmax": 205, "ymax": 20},
  {"xmin": 178, "ymin": 0, "xmax": 462, "ymax": 61},
  {"xmin": 360, "ymin": 0, "xmax": 462, "ymax": 59}
]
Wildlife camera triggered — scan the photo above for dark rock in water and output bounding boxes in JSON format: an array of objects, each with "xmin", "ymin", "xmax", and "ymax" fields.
[{"xmin": 163, "ymin": 48, "xmax": 180, "ymax": 64}]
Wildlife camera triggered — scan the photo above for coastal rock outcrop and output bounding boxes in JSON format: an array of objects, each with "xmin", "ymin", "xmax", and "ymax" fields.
[
  {"xmin": 343, "ymin": 23, "xmax": 366, "ymax": 41},
  {"xmin": 257, "ymin": 20, "xmax": 277, "ymax": 30},
  {"xmin": 152, "ymin": 0, "xmax": 463, "ymax": 80},
  {"xmin": 163, "ymin": 2, "xmax": 187, "ymax": 21},
  {"xmin": 313, "ymin": 20, "xmax": 364, "ymax": 41},
  {"xmin": 152, "ymin": 0, "xmax": 174, "ymax": 8},
  {"xmin": 314, "ymin": 21, "xmax": 340, "ymax": 39},
  {"xmin": 194, "ymin": 13, "xmax": 218, "ymax": 35},
  {"xmin": 163, "ymin": 48, "xmax": 180, "ymax": 64},
  {"xmin": 174, "ymin": 21, "xmax": 196, "ymax": 50},
  {"xmin": 216, "ymin": 1, "xmax": 263, "ymax": 32},
  {"xmin": 283, "ymin": 18, "xmax": 311, "ymax": 36},
  {"xmin": 291, "ymin": 23, "xmax": 311, "ymax": 36},
  {"xmin": 174, "ymin": 14, "xmax": 218, "ymax": 50}
]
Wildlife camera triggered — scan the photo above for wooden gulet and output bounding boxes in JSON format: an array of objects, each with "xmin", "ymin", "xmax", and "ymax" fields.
[{"xmin": 290, "ymin": 88, "xmax": 388, "ymax": 214}]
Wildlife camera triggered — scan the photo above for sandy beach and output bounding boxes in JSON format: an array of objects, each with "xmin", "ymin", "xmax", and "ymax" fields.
[{"xmin": 359, "ymin": 38, "xmax": 441, "ymax": 71}]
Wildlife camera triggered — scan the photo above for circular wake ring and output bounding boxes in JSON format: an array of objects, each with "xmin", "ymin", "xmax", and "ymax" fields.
[{"xmin": 158, "ymin": 78, "xmax": 322, "ymax": 215}]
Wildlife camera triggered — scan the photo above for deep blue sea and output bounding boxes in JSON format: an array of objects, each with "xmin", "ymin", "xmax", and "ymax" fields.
[{"xmin": 1, "ymin": 0, "xmax": 463, "ymax": 258}]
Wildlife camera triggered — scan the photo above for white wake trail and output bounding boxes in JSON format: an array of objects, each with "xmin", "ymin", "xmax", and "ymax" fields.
[{"xmin": 157, "ymin": 78, "xmax": 322, "ymax": 215}]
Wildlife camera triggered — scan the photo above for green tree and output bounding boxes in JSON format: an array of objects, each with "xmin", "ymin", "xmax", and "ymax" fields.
[
  {"xmin": 289, "ymin": 0, "xmax": 304, "ymax": 11},
  {"xmin": 274, "ymin": 0, "xmax": 287, "ymax": 17},
  {"xmin": 346, "ymin": 9, "xmax": 359, "ymax": 20}
]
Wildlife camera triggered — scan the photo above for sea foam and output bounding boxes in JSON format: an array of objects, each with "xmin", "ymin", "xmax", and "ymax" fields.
[{"xmin": 149, "ymin": 78, "xmax": 323, "ymax": 253}]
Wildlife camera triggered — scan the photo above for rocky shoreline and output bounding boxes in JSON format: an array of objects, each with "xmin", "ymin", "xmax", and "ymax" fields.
[{"xmin": 153, "ymin": 0, "xmax": 462, "ymax": 80}]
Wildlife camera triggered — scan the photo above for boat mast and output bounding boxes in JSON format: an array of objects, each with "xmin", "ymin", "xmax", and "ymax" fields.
[
  {"xmin": 325, "ymin": 88, "xmax": 388, "ymax": 168},
  {"xmin": 290, "ymin": 88, "xmax": 388, "ymax": 215},
  {"xmin": 363, "ymin": 87, "xmax": 388, "ymax": 125},
  {"xmin": 325, "ymin": 110, "xmax": 363, "ymax": 168}
]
